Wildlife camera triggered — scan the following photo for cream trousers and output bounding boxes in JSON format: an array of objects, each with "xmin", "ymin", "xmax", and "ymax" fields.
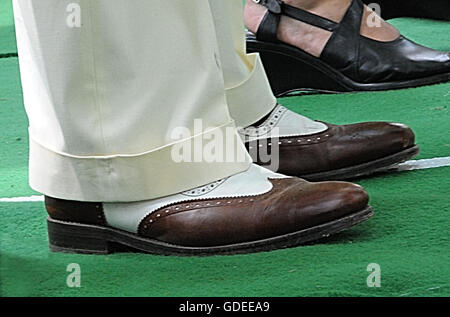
[{"xmin": 12, "ymin": 0, "xmax": 277, "ymax": 202}]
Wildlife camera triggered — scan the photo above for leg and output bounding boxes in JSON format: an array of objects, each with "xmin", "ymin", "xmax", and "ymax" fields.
[
  {"xmin": 13, "ymin": 0, "xmax": 372, "ymax": 255},
  {"xmin": 211, "ymin": 0, "xmax": 328, "ymax": 134},
  {"xmin": 245, "ymin": 0, "xmax": 450, "ymax": 93},
  {"xmin": 207, "ymin": 0, "xmax": 276, "ymax": 128},
  {"xmin": 13, "ymin": 0, "xmax": 251, "ymax": 202},
  {"xmin": 245, "ymin": 0, "xmax": 399, "ymax": 57},
  {"xmin": 207, "ymin": 0, "xmax": 419, "ymax": 181}
]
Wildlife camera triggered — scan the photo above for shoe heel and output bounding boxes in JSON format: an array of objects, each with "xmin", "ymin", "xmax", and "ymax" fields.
[
  {"xmin": 47, "ymin": 217, "xmax": 113, "ymax": 254},
  {"xmin": 248, "ymin": 43, "xmax": 351, "ymax": 96}
]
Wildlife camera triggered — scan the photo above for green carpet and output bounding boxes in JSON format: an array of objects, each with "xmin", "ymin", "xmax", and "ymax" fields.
[
  {"xmin": 0, "ymin": 5, "xmax": 449, "ymax": 297},
  {"xmin": 0, "ymin": 0, "xmax": 16, "ymax": 55}
]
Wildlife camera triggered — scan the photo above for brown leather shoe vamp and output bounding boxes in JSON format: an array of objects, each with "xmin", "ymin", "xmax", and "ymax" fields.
[
  {"xmin": 249, "ymin": 121, "xmax": 416, "ymax": 178},
  {"xmin": 138, "ymin": 178, "xmax": 369, "ymax": 247}
]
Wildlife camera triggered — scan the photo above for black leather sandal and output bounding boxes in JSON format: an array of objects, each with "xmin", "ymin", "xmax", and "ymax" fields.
[
  {"xmin": 362, "ymin": 0, "xmax": 450, "ymax": 21},
  {"xmin": 246, "ymin": 0, "xmax": 450, "ymax": 96}
]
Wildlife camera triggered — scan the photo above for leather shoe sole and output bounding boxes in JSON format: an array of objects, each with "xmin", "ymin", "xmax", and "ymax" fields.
[{"xmin": 47, "ymin": 206, "xmax": 373, "ymax": 256}]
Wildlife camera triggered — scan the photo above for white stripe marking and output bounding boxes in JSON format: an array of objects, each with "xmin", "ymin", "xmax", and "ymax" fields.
[
  {"xmin": 391, "ymin": 156, "xmax": 450, "ymax": 171},
  {"xmin": 1, "ymin": 156, "xmax": 449, "ymax": 203},
  {"xmin": 0, "ymin": 195, "xmax": 44, "ymax": 202}
]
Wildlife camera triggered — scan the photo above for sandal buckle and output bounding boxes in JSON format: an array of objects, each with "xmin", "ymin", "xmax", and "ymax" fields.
[{"xmin": 253, "ymin": 0, "xmax": 283, "ymax": 14}]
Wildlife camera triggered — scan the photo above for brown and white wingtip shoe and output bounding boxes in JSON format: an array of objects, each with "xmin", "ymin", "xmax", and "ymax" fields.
[
  {"xmin": 240, "ymin": 104, "xmax": 419, "ymax": 181},
  {"xmin": 45, "ymin": 164, "xmax": 373, "ymax": 256}
]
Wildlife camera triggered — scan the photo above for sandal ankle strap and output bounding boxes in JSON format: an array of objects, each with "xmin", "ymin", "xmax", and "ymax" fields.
[{"xmin": 254, "ymin": 0, "xmax": 340, "ymax": 42}]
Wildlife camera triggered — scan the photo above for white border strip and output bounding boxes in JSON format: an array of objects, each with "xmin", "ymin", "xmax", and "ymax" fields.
[
  {"xmin": 1, "ymin": 156, "xmax": 449, "ymax": 203},
  {"xmin": 0, "ymin": 195, "xmax": 44, "ymax": 202},
  {"xmin": 393, "ymin": 156, "xmax": 450, "ymax": 171}
]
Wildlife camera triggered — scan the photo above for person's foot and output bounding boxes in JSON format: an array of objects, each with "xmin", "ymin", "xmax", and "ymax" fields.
[
  {"xmin": 240, "ymin": 105, "xmax": 419, "ymax": 180},
  {"xmin": 45, "ymin": 164, "xmax": 372, "ymax": 256},
  {"xmin": 245, "ymin": 0, "xmax": 450, "ymax": 94},
  {"xmin": 245, "ymin": 0, "xmax": 400, "ymax": 58}
]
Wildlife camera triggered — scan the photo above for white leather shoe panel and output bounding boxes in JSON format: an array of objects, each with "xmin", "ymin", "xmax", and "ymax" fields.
[
  {"xmin": 276, "ymin": 107, "xmax": 328, "ymax": 137},
  {"xmin": 238, "ymin": 105, "xmax": 328, "ymax": 142},
  {"xmin": 103, "ymin": 164, "xmax": 288, "ymax": 233}
]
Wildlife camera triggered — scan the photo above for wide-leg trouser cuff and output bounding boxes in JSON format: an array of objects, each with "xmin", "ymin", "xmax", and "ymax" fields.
[
  {"xmin": 29, "ymin": 121, "xmax": 252, "ymax": 202},
  {"xmin": 226, "ymin": 54, "xmax": 277, "ymax": 128}
]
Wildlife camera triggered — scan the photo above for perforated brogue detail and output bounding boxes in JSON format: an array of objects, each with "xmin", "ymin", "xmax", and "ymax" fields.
[
  {"xmin": 181, "ymin": 178, "xmax": 227, "ymax": 197},
  {"xmin": 238, "ymin": 105, "xmax": 287, "ymax": 138},
  {"xmin": 247, "ymin": 124, "xmax": 333, "ymax": 149}
]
